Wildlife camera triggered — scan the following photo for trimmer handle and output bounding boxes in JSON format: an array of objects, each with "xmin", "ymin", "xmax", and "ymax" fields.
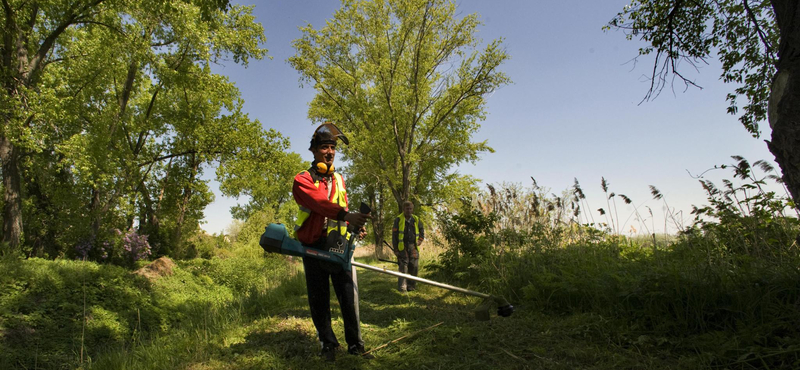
[{"xmin": 345, "ymin": 202, "xmax": 372, "ymax": 264}]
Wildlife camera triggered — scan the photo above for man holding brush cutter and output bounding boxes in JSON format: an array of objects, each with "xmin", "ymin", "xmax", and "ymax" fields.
[{"xmin": 292, "ymin": 122, "xmax": 374, "ymax": 361}]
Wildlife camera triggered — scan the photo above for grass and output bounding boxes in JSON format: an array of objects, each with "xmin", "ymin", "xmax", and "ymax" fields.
[
  {"xmin": 4, "ymin": 157, "xmax": 798, "ymax": 369},
  {"xmin": 91, "ymin": 256, "xmax": 680, "ymax": 370},
  {"xmin": 3, "ymin": 207, "xmax": 799, "ymax": 369},
  {"xmin": 2, "ymin": 247, "xmax": 691, "ymax": 370}
]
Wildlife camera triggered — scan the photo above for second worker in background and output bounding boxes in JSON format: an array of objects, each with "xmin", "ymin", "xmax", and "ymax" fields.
[{"xmin": 392, "ymin": 201, "xmax": 425, "ymax": 292}]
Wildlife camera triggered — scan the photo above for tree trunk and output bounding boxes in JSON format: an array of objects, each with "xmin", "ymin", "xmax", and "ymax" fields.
[
  {"xmin": 767, "ymin": 0, "xmax": 800, "ymax": 216},
  {"xmin": 369, "ymin": 182, "xmax": 391, "ymax": 259},
  {"xmin": 0, "ymin": 135, "xmax": 23, "ymax": 252},
  {"xmin": 173, "ymin": 155, "xmax": 198, "ymax": 246},
  {"xmin": 90, "ymin": 188, "xmax": 102, "ymax": 239}
]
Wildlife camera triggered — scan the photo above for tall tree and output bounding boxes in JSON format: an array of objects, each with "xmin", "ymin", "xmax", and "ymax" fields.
[
  {"xmin": 606, "ymin": 0, "xmax": 800, "ymax": 212},
  {"xmin": 289, "ymin": 0, "xmax": 509, "ymax": 227},
  {"xmin": 0, "ymin": 0, "xmax": 111, "ymax": 252},
  {"xmin": 53, "ymin": 0, "xmax": 278, "ymax": 257},
  {"xmin": 215, "ymin": 127, "xmax": 306, "ymax": 222},
  {"xmin": 0, "ymin": 0, "xmax": 295, "ymax": 257}
]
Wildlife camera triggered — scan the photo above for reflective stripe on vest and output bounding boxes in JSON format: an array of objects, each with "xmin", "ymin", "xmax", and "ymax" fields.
[
  {"xmin": 294, "ymin": 171, "xmax": 349, "ymax": 239},
  {"xmin": 397, "ymin": 214, "xmax": 419, "ymax": 251}
]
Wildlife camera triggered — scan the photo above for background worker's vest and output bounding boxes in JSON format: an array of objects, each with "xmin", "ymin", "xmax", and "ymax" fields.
[
  {"xmin": 294, "ymin": 171, "xmax": 349, "ymax": 240},
  {"xmin": 396, "ymin": 214, "xmax": 419, "ymax": 251}
]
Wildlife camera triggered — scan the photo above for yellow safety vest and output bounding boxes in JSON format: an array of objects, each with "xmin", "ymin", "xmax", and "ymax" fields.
[
  {"xmin": 397, "ymin": 214, "xmax": 419, "ymax": 251},
  {"xmin": 294, "ymin": 171, "xmax": 349, "ymax": 240}
]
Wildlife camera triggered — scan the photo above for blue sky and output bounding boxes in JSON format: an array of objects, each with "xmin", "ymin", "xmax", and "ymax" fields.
[{"xmin": 202, "ymin": 0, "xmax": 782, "ymax": 235}]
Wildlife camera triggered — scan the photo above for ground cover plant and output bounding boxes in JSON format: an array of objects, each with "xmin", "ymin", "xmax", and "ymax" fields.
[
  {"xmin": 0, "ymin": 251, "xmax": 687, "ymax": 370},
  {"xmin": 1, "ymin": 158, "xmax": 798, "ymax": 369}
]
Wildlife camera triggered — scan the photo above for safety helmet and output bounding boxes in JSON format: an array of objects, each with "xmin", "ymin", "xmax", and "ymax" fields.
[{"xmin": 310, "ymin": 122, "xmax": 349, "ymax": 149}]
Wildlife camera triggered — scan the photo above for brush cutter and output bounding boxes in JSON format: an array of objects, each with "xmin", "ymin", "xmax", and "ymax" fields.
[{"xmin": 259, "ymin": 203, "xmax": 514, "ymax": 321}]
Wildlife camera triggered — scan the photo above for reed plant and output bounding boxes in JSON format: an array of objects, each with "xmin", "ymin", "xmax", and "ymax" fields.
[{"xmin": 430, "ymin": 158, "xmax": 800, "ymax": 368}]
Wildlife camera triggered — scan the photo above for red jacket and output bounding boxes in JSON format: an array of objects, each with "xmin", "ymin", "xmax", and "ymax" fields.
[{"xmin": 292, "ymin": 170, "xmax": 349, "ymax": 245}]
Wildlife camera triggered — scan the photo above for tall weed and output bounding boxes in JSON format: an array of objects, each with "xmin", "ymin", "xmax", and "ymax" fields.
[
  {"xmin": 683, "ymin": 156, "xmax": 799, "ymax": 260},
  {"xmin": 432, "ymin": 160, "xmax": 800, "ymax": 368}
]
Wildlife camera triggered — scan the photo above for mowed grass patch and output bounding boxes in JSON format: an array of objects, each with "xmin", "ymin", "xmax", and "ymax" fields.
[
  {"xmin": 0, "ymin": 251, "xmax": 730, "ymax": 370},
  {"xmin": 119, "ymin": 257, "xmax": 677, "ymax": 370}
]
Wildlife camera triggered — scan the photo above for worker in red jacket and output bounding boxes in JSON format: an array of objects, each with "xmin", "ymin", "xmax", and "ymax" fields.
[{"xmin": 292, "ymin": 122, "xmax": 372, "ymax": 361}]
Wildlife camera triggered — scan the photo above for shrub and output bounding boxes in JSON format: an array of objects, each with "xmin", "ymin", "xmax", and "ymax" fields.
[{"xmin": 121, "ymin": 229, "xmax": 152, "ymax": 263}]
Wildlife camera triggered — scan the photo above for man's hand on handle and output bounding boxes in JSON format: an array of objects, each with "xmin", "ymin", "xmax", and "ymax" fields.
[
  {"xmin": 344, "ymin": 212, "xmax": 371, "ymax": 229},
  {"xmin": 345, "ymin": 202, "xmax": 372, "ymax": 240},
  {"xmin": 356, "ymin": 226, "xmax": 367, "ymax": 240}
]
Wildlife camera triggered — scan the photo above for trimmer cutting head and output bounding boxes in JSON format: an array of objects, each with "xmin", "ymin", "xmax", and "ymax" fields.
[
  {"xmin": 474, "ymin": 296, "xmax": 515, "ymax": 321},
  {"xmin": 497, "ymin": 304, "xmax": 515, "ymax": 317}
]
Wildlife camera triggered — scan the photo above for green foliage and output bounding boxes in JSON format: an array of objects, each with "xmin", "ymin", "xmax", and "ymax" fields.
[
  {"xmin": 0, "ymin": 0, "xmax": 298, "ymax": 260},
  {"xmin": 289, "ymin": 0, "xmax": 509, "ymax": 216},
  {"xmin": 431, "ymin": 181, "xmax": 612, "ymax": 292},
  {"xmin": 0, "ymin": 249, "xmax": 301, "ymax": 370},
  {"xmin": 429, "ymin": 167, "xmax": 800, "ymax": 369},
  {"xmin": 178, "ymin": 232, "xmax": 226, "ymax": 260},
  {"xmin": 216, "ymin": 136, "xmax": 306, "ymax": 221},
  {"xmin": 606, "ymin": 0, "xmax": 777, "ymax": 137},
  {"xmin": 3, "ymin": 249, "xmax": 680, "ymax": 369},
  {"xmin": 435, "ymin": 198, "xmax": 497, "ymax": 282},
  {"xmin": 0, "ymin": 257, "xmax": 163, "ymax": 369},
  {"xmin": 683, "ymin": 156, "xmax": 799, "ymax": 259}
]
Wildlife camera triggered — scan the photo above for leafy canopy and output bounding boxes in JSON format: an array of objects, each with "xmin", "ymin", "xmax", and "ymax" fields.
[{"xmin": 289, "ymin": 0, "xmax": 510, "ymax": 212}]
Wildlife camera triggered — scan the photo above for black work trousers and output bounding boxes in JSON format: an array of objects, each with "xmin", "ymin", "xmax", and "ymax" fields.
[
  {"xmin": 396, "ymin": 244, "xmax": 419, "ymax": 290},
  {"xmin": 302, "ymin": 255, "xmax": 363, "ymax": 349}
]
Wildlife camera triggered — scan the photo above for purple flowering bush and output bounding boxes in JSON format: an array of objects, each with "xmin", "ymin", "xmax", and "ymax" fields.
[
  {"xmin": 73, "ymin": 229, "xmax": 150, "ymax": 266},
  {"xmin": 120, "ymin": 229, "xmax": 152, "ymax": 264}
]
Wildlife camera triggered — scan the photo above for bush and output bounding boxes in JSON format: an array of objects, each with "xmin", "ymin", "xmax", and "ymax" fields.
[{"xmin": 434, "ymin": 198, "xmax": 497, "ymax": 282}]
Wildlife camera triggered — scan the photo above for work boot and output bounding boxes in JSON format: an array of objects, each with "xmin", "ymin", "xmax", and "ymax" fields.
[
  {"xmin": 320, "ymin": 344, "xmax": 337, "ymax": 362},
  {"xmin": 348, "ymin": 344, "xmax": 375, "ymax": 359},
  {"xmin": 397, "ymin": 286, "xmax": 407, "ymax": 292},
  {"xmin": 406, "ymin": 286, "xmax": 415, "ymax": 292}
]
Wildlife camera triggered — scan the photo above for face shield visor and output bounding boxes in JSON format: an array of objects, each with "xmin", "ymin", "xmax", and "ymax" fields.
[{"xmin": 311, "ymin": 122, "xmax": 350, "ymax": 148}]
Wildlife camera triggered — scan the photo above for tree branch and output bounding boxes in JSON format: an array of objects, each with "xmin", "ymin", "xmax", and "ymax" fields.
[
  {"xmin": 2, "ymin": 0, "xmax": 14, "ymax": 72},
  {"xmin": 742, "ymin": 0, "xmax": 776, "ymax": 64},
  {"xmin": 138, "ymin": 150, "xmax": 214, "ymax": 168},
  {"xmin": 28, "ymin": 0, "xmax": 106, "ymax": 84}
]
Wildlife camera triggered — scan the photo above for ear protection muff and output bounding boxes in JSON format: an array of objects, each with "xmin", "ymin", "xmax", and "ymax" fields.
[{"xmin": 316, "ymin": 162, "xmax": 334, "ymax": 175}]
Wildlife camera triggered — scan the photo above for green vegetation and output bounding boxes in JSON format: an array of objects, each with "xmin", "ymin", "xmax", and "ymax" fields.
[
  {"xmin": 0, "ymin": 0, "xmax": 303, "ymax": 258},
  {"xmin": 289, "ymin": 0, "xmax": 509, "ymax": 246},
  {"xmin": 0, "ymin": 241, "xmax": 305, "ymax": 369},
  {"xmin": 0, "ymin": 245, "xmax": 708, "ymax": 370},
  {"xmin": 1, "ymin": 0, "xmax": 798, "ymax": 369},
  {"xmin": 1, "ymin": 160, "xmax": 797, "ymax": 369},
  {"xmin": 429, "ymin": 159, "xmax": 800, "ymax": 369}
]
